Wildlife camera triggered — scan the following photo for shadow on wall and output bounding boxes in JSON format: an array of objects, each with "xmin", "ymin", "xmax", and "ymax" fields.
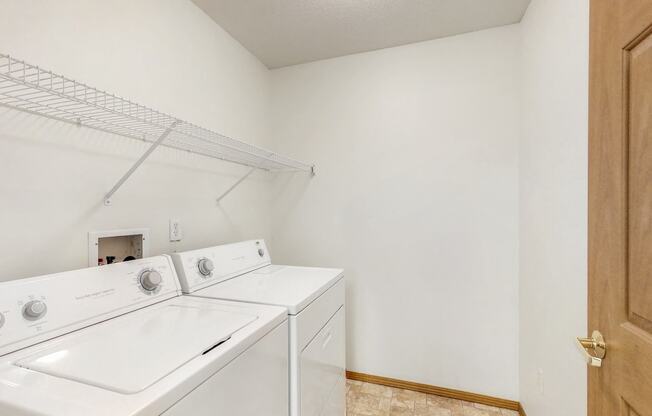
[{"xmin": 271, "ymin": 171, "xmax": 313, "ymax": 230}]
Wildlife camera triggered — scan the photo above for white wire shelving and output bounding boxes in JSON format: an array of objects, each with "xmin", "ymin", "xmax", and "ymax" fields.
[{"xmin": 0, "ymin": 53, "xmax": 314, "ymax": 205}]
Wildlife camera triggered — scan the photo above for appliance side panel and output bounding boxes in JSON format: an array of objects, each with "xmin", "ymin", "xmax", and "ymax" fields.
[
  {"xmin": 161, "ymin": 320, "xmax": 289, "ymax": 416},
  {"xmin": 300, "ymin": 306, "xmax": 346, "ymax": 416},
  {"xmin": 296, "ymin": 278, "xmax": 345, "ymax": 351}
]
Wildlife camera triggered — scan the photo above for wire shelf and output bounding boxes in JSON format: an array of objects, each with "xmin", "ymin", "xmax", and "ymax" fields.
[{"xmin": 0, "ymin": 53, "xmax": 313, "ymax": 173}]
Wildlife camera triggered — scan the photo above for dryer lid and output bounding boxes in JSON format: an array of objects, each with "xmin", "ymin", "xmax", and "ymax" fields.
[{"xmin": 15, "ymin": 298, "xmax": 257, "ymax": 394}]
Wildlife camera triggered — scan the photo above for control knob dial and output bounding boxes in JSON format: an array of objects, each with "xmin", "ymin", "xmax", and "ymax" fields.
[
  {"xmin": 139, "ymin": 270, "xmax": 162, "ymax": 292},
  {"xmin": 198, "ymin": 258, "xmax": 215, "ymax": 276},
  {"xmin": 23, "ymin": 300, "xmax": 48, "ymax": 320}
]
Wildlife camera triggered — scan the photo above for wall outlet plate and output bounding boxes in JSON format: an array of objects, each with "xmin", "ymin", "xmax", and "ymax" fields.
[{"xmin": 169, "ymin": 219, "xmax": 182, "ymax": 242}]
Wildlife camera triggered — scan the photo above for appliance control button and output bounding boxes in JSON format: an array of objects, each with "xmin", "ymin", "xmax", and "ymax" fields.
[
  {"xmin": 197, "ymin": 258, "xmax": 214, "ymax": 276},
  {"xmin": 0, "ymin": 312, "xmax": 4, "ymax": 328},
  {"xmin": 258, "ymin": 248, "xmax": 265, "ymax": 257},
  {"xmin": 23, "ymin": 300, "xmax": 47, "ymax": 320},
  {"xmin": 139, "ymin": 270, "xmax": 162, "ymax": 292}
]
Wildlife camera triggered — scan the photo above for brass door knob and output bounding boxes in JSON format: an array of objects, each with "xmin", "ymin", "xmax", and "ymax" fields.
[{"xmin": 576, "ymin": 330, "xmax": 607, "ymax": 367}]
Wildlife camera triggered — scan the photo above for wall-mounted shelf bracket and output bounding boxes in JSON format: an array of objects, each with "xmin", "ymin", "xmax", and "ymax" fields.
[
  {"xmin": 216, "ymin": 165, "xmax": 259, "ymax": 204},
  {"xmin": 216, "ymin": 157, "xmax": 316, "ymax": 203},
  {"xmin": 216, "ymin": 153, "xmax": 275, "ymax": 203},
  {"xmin": 104, "ymin": 120, "xmax": 180, "ymax": 206}
]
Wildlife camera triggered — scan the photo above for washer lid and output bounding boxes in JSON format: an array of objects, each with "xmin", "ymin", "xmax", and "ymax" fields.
[
  {"xmin": 197, "ymin": 265, "xmax": 344, "ymax": 315},
  {"xmin": 14, "ymin": 298, "xmax": 257, "ymax": 394}
]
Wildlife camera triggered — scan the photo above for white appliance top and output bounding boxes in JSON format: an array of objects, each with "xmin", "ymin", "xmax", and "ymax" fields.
[
  {"xmin": 16, "ymin": 297, "xmax": 257, "ymax": 393},
  {"xmin": 0, "ymin": 256, "xmax": 179, "ymax": 357},
  {"xmin": 0, "ymin": 257, "xmax": 288, "ymax": 416},
  {"xmin": 171, "ymin": 240, "xmax": 343, "ymax": 315}
]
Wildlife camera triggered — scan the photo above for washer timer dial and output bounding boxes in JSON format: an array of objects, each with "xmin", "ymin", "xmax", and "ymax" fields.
[
  {"xmin": 23, "ymin": 300, "xmax": 48, "ymax": 321},
  {"xmin": 0, "ymin": 312, "xmax": 5, "ymax": 329},
  {"xmin": 139, "ymin": 270, "xmax": 162, "ymax": 292}
]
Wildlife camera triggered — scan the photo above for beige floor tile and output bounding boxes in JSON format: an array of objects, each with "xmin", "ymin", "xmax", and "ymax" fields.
[
  {"xmin": 361, "ymin": 382, "xmax": 394, "ymax": 398},
  {"xmin": 379, "ymin": 397, "xmax": 392, "ymax": 411},
  {"xmin": 355, "ymin": 407, "xmax": 390, "ymax": 416},
  {"xmin": 391, "ymin": 388, "xmax": 427, "ymax": 410},
  {"xmin": 347, "ymin": 380, "xmax": 504, "ymax": 416},
  {"xmin": 390, "ymin": 397, "xmax": 415, "ymax": 411},
  {"xmin": 451, "ymin": 404, "xmax": 499, "ymax": 416},
  {"xmin": 473, "ymin": 403, "xmax": 501, "ymax": 411},
  {"xmin": 348, "ymin": 380, "xmax": 365, "ymax": 391},
  {"xmin": 389, "ymin": 405, "xmax": 415, "ymax": 415},
  {"xmin": 426, "ymin": 395, "xmax": 465, "ymax": 410},
  {"xmin": 353, "ymin": 392, "xmax": 383, "ymax": 409},
  {"xmin": 394, "ymin": 388, "xmax": 427, "ymax": 405},
  {"xmin": 415, "ymin": 403, "xmax": 452, "ymax": 416}
]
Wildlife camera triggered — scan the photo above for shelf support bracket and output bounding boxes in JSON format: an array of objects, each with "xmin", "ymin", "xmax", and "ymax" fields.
[
  {"xmin": 216, "ymin": 154, "xmax": 280, "ymax": 203},
  {"xmin": 104, "ymin": 120, "xmax": 180, "ymax": 206},
  {"xmin": 216, "ymin": 166, "xmax": 259, "ymax": 203}
]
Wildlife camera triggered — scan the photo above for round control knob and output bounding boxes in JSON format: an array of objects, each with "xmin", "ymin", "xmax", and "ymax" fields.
[
  {"xmin": 139, "ymin": 270, "xmax": 162, "ymax": 292},
  {"xmin": 23, "ymin": 300, "xmax": 47, "ymax": 321},
  {"xmin": 258, "ymin": 248, "xmax": 265, "ymax": 257},
  {"xmin": 198, "ymin": 258, "xmax": 214, "ymax": 276},
  {"xmin": 0, "ymin": 312, "xmax": 5, "ymax": 329}
]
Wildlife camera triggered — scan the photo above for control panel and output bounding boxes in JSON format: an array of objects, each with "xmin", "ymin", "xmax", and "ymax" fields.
[
  {"xmin": 170, "ymin": 239, "xmax": 271, "ymax": 293},
  {"xmin": 0, "ymin": 256, "xmax": 180, "ymax": 357}
]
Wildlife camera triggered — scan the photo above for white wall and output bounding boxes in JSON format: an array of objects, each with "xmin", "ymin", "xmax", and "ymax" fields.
[
  {"xmin": 270, "ymin": 26, "xmax": 520, "ymax": 399},
  {"xmin": 0, "ymin": 0, "xmax": 272, "ymax": 280},
  {"xmin": 519, "ymin": 0, "xmax": 589, "ymax": 415}
]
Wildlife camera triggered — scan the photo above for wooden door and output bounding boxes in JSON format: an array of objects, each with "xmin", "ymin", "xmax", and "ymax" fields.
[{"xmin": 589, "ymin": 0, "xmax": 652, "ymax": 415}]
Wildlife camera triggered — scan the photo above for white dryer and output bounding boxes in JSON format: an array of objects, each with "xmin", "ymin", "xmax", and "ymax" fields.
[
  {"xmin": 0, "ymin": 255, "xmax": 289, "ymax": 416},
  {"xmin": 170, "ymin": 240, "xmax": 345, "ymax": 416}
]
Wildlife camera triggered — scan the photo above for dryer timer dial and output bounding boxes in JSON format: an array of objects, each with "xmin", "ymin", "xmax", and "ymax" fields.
[{"xmin": 197, "ymin": 258, "xmax": 215, "ymax": 276}]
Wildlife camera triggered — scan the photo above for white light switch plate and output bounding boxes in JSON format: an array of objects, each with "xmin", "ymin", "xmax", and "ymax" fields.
[{"xmin": 169, "ymin": 219, "xmax": 182, "ymax": 242}]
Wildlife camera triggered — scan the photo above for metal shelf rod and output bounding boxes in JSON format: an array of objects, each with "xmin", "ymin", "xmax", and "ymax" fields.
[
  {"xmin": 216, "ymin": 166, "xmax": 259, "ymax": 203},
  {"xmin": 103, "ymin": 120, "xmax": 180, "ymax": 206}
]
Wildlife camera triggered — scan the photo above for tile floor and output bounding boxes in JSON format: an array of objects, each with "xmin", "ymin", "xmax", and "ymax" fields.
[{"xmin": 346, "ymin": 379, "xmax": 519, "ymax": 416}]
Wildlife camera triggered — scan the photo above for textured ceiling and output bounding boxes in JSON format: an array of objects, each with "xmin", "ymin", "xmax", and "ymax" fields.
[{"xmin": 192, "ymin": 0, "xmax": 531, "ymax": 69}]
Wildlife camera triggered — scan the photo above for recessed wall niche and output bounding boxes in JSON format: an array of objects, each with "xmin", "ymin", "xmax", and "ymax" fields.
[{"xmin": 88, "ymin": 228, "xmax": 150, "ymax": 267}]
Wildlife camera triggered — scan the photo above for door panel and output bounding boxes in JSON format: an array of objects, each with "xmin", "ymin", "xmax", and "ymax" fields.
[
  {"xmin": 624, "ymin": 401, "xmax": 641, "ymax": 416},
  {"xmin": 626, "ymin": 25, "xmax": 652, "ymax": 334},
  {"xmin": 590, "ymin": 0, "xmax": 652, "ymax": 415}
]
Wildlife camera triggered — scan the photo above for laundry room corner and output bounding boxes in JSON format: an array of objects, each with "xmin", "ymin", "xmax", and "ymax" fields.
[{"xmin": 268, "ymin": 25, "xmax": 521, "ymax": 401}]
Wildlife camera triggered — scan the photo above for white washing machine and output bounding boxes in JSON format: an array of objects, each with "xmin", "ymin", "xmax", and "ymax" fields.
[
  {"xmin": 0, "ymin": 255, "xmax": 289, "ymax": 416},
  {"xmin": 170, "ymin": 240, "xmax": 345, "ymax": 416}
]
